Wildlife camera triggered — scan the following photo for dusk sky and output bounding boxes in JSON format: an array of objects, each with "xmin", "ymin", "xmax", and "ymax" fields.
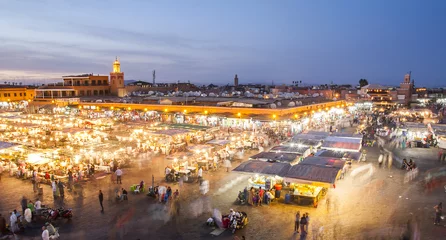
[{"xmin": 1, "ymin": 0, "xmax": 445, "ymax": 87}]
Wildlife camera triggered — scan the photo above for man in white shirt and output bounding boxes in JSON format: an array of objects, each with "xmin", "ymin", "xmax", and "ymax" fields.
[
  {"xmin": 165, "ymin": 167, "xmax": 171, "ymax": 181},
  {"xmin": 41, "ymin": 226, "xmax": 49, "ymax": 240},
  {"xmin": 158, "ymin": 185, "xmax": 167, "ymax": 203},
  {"xmin": 115, "ymin": 168, "xmax": 123, "ymax": 184},
  {"xmin": 34, "ymin": 199, "xmax": 42, "ymax": 215}
]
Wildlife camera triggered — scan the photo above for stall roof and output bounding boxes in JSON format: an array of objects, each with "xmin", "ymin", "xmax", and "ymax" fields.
[
  {"xmin": 283, "ymin": 164, "xmax": 340, "ymax": 185},
  {"xmin": 249, "ymin": 152, "xmax": 300, "ymax": 163},
  {"xmin": 0, "ymin": 141, "xmax": 19, "ymax": 150},
  {"xmin": 154, "ymin": 129, "xmax": 190, "ymax": 136},
  {"xmin": 303, "ymin": 131, "xmax": 330, "ymax": 137},
  {"xmin": 291, "ymin": 134, "xmax": 328, "ymax": 142},
  {"xmin": 321, "ymin": 136, "xmax": 362, "ymax": 152},
  {"xmin": 300, "ymin": 156, "xmax": 346, "ymax": 169},
  {"xmin": 288, "ymin": 137, "xmax": 323, "ymax": 146},
  {"xmin": 269, "ymin": 145, "xmax": 310, "ymax": 155},
  {"xmin": 158, "ymin": 123, "xmax": 212, "ymax": 131},
  {"xmin": 315, "ymin": 150, "xmax": 361, "ymax": 161},
  {"xmin": 207, "ymin": 139, "xmax": 231, "ymax": 145},
  {"xmin": 233, "ymin": 160, "xmax": 290, "ymax": 176},
  {"xmin": 331, "ymin": 132, "xmax": 363, "ymax": 139}
]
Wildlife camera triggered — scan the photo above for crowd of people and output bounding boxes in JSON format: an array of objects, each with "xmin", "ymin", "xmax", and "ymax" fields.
[{"xmin": 237, "ymin": 187, "xmax": 275, "ymax": 206}]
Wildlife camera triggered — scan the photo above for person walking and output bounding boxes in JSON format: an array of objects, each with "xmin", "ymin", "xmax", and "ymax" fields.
[
  {"xmin": 51, "ymin": 180, "xmax": 57, "ymax": 198},
  {"xmin": 98, "ymin": 190, "xmax": 104, "ymax": 212},
  {"xmin": 21, "ymin": 196, "xmax": 28, "ymax": 215},
  {"xmin": 58, "ymin": 180, "xmax": 65, "ymax": 198},
  {"xmin": 115, "ymin": 167, "xmax": 123, "ymax": 184},
  {"xmin": 300, "ymin": 214, "xmax": 307, "ymax": 235},
  {"xmin": 32, "ymin": 170, "xmax": 38, "ymax": 192},
  {"xmin": 197, "ymin": 167, "xmax": 203, "ymax": 184},
  {"xmin": 67, "ymin": 170, "xmax": 73, "ymax": 191},
  {"xmin": 434, "ymin": 202, "xmax": 443, "ymax": 225},
  {"xmin": 305, "ymin": 213, "xmax": 310, "ymax": 232},
  {"xmin": 294, "ymin": 211, "xmax": 300, "ymax": 233}
]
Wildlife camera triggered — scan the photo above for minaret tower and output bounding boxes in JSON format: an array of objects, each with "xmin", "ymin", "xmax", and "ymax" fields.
[{"xmin": 110, "ymin": 57, "xmax": 124, "ymax": 95}]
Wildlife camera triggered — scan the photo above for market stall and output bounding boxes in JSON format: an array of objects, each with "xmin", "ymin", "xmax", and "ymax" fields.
[
  {"xmin": 232, "ymin": 160, "xmax": 289, "ymax": 190},
  {"xmin": 283, "ymin": 163, "xmax": 342, "ymax": 207}
]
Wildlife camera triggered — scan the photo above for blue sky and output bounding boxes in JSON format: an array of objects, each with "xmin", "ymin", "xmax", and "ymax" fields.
[{"xmin": 0, "ymin": 0, "xmax": 445, "ymax": 87}]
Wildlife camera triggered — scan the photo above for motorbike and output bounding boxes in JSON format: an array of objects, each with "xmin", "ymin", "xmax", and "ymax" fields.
[
  {"xmin": 45, "ymin": 222, "xmax": 60, "ymax": 239},
  {"xmin": 220, "ymin": 211, "xmax": 248, "ymax": 234},
  {"xmin": 47, "ymin": 207, "xmax": 73, "ymax": 221},
  {"xmin": 165, "ymin": 172, "xmax": 179, "ymax": 182}
]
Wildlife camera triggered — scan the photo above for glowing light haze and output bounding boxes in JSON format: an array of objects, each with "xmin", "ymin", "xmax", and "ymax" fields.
[{"xmin": 0, "ymin": 0, "xmax": 445, "ymax": 86}]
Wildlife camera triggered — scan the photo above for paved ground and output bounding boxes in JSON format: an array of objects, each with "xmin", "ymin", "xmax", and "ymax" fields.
[{"xmin": 1, "ymin": 133, "xmax": 446, "ymax": 239}]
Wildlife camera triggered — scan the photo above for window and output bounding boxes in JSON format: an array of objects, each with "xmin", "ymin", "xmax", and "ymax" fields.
[
  {"xmin": 20, "ymin": 93, "xmax": 22, "ymax": 96},
  {"xmin": 14, "ymin": 93, "xmax": 17, "ymax": 97},
  {"xmin": 80, "ymin": 90, "xmax": 85, "ymax": 96},
  {"xmin": 92, "ymin": 80, "xmax": 96, "ymax": 85},
  {"xmin": 3, "ymin": 93, "xmax": 6, "ymax": 97},
  {"xmin": 24, "ymin": 93, "xmax": 26, "ymax": 96}
]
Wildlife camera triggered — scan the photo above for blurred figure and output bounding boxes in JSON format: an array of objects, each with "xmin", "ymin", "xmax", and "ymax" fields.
[{"xmin": 434, "ymin": 202, "xmax": 443, "ymax": 225}]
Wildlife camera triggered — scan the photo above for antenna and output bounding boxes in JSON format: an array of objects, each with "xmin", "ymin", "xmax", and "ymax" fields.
[{"xmin": 152, "ymin": 70, "xmax": 156, "ymax": 85}]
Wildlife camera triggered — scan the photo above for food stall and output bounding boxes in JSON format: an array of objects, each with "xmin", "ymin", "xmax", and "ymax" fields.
[
  {"xmin": 232, "ymin": 160, "xmax": 290, "ymax": 190},
  {"xmin": 247, "ymin": 174, "xmax": 282, "ymax": 190},
  {"xmin": 283, "ymin": 162, "xmax": 343, "ymax": 207}
]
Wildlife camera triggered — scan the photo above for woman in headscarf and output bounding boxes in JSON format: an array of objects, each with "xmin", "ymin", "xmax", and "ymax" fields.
[{"xmin": 247, "ymin": 187, "xmax": 254, "ymax": 206}]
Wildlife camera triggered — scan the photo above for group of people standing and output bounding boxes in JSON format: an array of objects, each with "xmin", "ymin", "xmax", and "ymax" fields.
[
  {"xmin": 294, "ymin": 211, "xmax": 310, "ymax": 235},
  {"xmin": 239, "ymin": 187, "xmax": 275, "ymax": 206}
]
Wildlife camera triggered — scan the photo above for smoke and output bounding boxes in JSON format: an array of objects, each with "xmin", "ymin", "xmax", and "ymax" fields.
[
  {"xmin": 350, "ymin": 163, "xmax": 375, "ymax": 183},
  {"xmin": 187, "ymin": 196, "xmax": 212, "ymax": 218},
  {"xmin": 213, "ymin": 175, "xmax": 247, "ymax": 196}
]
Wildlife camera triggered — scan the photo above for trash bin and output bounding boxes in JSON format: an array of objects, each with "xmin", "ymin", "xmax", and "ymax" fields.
[
  {"xmin": 38, "ymin": 187, "xmax": 43, "ymax": 195},
  {"xmin": 285, "ymin": 194, "xmax": 291, "ymax": 204},
  {"xmin": 275, "ymin": 189, "xmax": 281, "ymax": 199}
]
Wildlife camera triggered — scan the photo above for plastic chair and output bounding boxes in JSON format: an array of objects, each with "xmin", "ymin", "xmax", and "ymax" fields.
[{"xmin": 134, "ymin": 185, "xmax": 140, "ymax": 194}]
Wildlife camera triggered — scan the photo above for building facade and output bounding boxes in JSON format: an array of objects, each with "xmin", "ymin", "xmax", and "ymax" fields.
[
  {"xmin": 62, "ymin": 74, "xmax": 110, "ymax": 96},
  {"xmin": 37, "ymin": 58, "xmax": 125, "ymax": 98},
  {"xmin": 0, "ymin": 85, "xmax": 35, "ymax": 102}
]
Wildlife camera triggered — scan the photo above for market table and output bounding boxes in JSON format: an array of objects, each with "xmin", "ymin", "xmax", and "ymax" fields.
[
  {"xmin": 292, "ymin": 186, "xmax": 323, "ymax": 207},
  {"xmin": 177, "ymin": 169, "xmax": 190, "ymax": 174},
  {"xmin": 95, "ymin": 165, "xmax": 111, "ymax": 173}
]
